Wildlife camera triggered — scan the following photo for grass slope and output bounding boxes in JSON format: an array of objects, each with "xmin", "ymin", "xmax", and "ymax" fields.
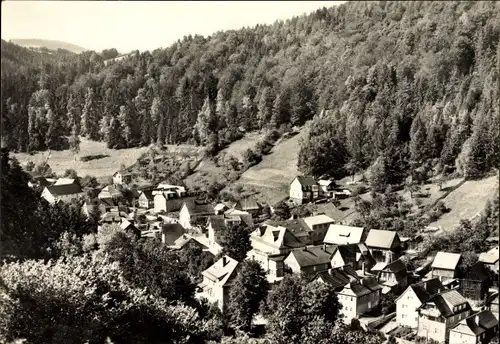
[
  {"xmin": 232, "ymin": 125, "xmax": 310, "ymax": 204},
  {"xmin": 13, "ymin": 139, "xmax": 148, "ymax": 181},
  {"xmin": 429, "ymin": 174, "xmax": 499, "ymax": 233}
]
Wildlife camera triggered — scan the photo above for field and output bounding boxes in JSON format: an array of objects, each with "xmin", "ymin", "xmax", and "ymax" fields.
[
  {"xmin": 428, "ymin": 174, "xmax": 499, "ymax": 233},
  {"xmin": 13, "ymin": 139, "xmax": 148, "ymax": 181},
  {"xmin": 230, "ymin": 125, "xmax": 310, "ymax": 204}
]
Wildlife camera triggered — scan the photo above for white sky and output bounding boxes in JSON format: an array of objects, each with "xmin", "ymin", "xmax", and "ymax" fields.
[{"xmin": 1, "ymin": 1, "xmax": 345, "ymax": 53}]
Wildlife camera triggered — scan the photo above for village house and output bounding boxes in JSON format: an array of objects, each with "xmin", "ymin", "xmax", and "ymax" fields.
[
  {"xmin": 156, "ymin": 182, "xmax": 186, "ymax": 198},
  {"xmin": 318, "ymin": 179, "xmax": 336, "ymax": 198},
  {"xmin": 283, "ymin": 244, "xmax": 335, "ymax": 276},
  {"xmin": 206, "ymin": 215, "xmax": 228, "ymax": 255},
  {"xmin": 365, "ymin": 229, "xmax": 402, "ymax": 264},
  {"xmin": 267, "ymin": 217, "xmax": 313, "ymax": 245},
  {"xmin": 431, "ymin": 251, "xmax": 462, "ymax": 283},
  {"xmin": 449, "ymin": 310, "xmax": 499, "ymax": 344},
  {"xmin": 396, "ymin": 278, "xmax": 444, "ymax": 328},
  {"xmin": 198, "ymin": 255, "xmax": 239, "ymax": 312},
  {"xmin": 223, "ymin": 208, "xmax": 254, "ymax": 227},
  {"xmin": 98, "ymin": 185, "xmax": 122, "ymax": 201},
  {"xmin": 161, "ymin": 223, "xmax": 186, "ymax": 246},
  {"xmin": 120, "ymin": 219, "xmax": 141, "ymax": 238},
  {"xmin": 459, "ymin": 262, "xmax": 491, "ymax": 302},
  {"xmin": 137, "ymin": 189, "xmax": 154, "ymax": 209},
  {"xmin": 373, "ymin": 258, "xmax": 408, "ymax": 294},
  {"xmin": 112, "ymin": 171, "xmax": 132, "ymax": 185},
  {"xmin": 313, "ymin": 266, "xmax": 382, "ymax": 323},
  {"xmin": 302, "ymin": 214, "xmax": 335, "ymax": 243},
  {"xmin": 323, "ymin": 224, "xmax": 366, "ymax": 246},
  {"xmin": 247, "ymin": 224, "xmax": 305, "ymax": 282},
  {"xmin": 417, "ymin": 289, "xmax": 472, "ymax": 344},
  {"xmin": 169, "ymin": 234, "xmax": 210, "ymax": 252},
  {"xmin": 336, "ymin": 277, "xmax": 383, "ymax": 323},
  {"xmin": 289, "ymin": 175, "xmax": 319, "ymax": 205},
  {"xmin": 97, "ymin": 198, "xmax": 115, "ymax": 214},
  {"xmin": 330, "ymin": 243, "xmax": 375, "ymax": 271},
  {"xmin": 214, "ymin": 202, "xmax": 230, "ymax": 215},
  {"xmin": 153, "ymin": 193, "xmax": 190, "ymax": 214},
  {"xmin": 234, "ymin": 197, "xmax": 262, "ymax": 217},
  {"xmin": 41, "ymin": 183, "xmax": 84, "ymax": 204},
  {"xmin": 478, "ymin": 246, "xmax": 499, "ymax": 274},
  {"xmin": 179, "ymin": 199, "xmax": 215, "ymax": 229}
]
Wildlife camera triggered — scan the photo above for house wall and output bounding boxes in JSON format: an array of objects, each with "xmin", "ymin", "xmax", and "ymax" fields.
[
  {"xmin": 396, "ymin": 288, "xmax": 421, "ymax": 328},
  {"xmin": 460, "ymin": 280, "xmax": 485, "ymax": 301},
  {"xmin": 357, "ymin": 290, "xmax": 380, "ymax": 315},
  {"xmin": 449, "ymin": 329, "xmax": 477, "ymax": 344},
  {"xmin": 309, "ymin": 222, "xmax": 333, "ymax": 243},
  {"xmin": 290, "ymin": 178, "xmax": 304, "ymax": 205},
  {"xmin": 138, "ymin": 194, "xmax": 150, "ymax": 209},
  {"xmin": 417, "ymin": 315, "xmax": 448, "ymax": 343},
  {"xmin": 337, "ymin": 293, "xmax": 357, "ymax": 323},
  {"xmin": 432, "ymin": 268, "xmax": 456, "ymax": 280},
  {"xmin": 248, "ymin": 249, "xmax": 271, "ymax": 272},
  {"xmin": 179, "ymin": 206, "xmax": 191, "ymax": 228},
  {"xmin": 154, "ymin": 195, "xmax": 167, "ymax": 213},
  {"xmin": 283, "ymin": 254, "xmax": 302, "ymax": 274},
  {"xmin": 41, "ymin": 188, "xmax": 56, "ymax": 204},
  {"xmin": 331, "ymin": 251, "xmax": 346, "ymax": 268}
]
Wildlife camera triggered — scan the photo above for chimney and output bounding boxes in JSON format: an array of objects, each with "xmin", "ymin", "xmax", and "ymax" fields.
[
  {"xmin": 361, "ymin": 261, "xmax": 366, "ymax": 276},
  {"xmin": 303, "ymin": 246, "xmax": 308, "ymax": 252},
  {"xmin": 360, "ymin": 278, "xmax": 365, "ymax": 286},
  {"xmin": 222, "ymin": 256, "xmax": 227, "ymax": 266},
  {"xmin": 475, "ymin": 314, "xmax": 480, "ymax": 326},
  {"xmin": 423, "ymin": 281, "xmax": 427, "ymax": 290},
  {"xmin": 323, "ymin": 243, "xmax": 327, "ymax": 251}
]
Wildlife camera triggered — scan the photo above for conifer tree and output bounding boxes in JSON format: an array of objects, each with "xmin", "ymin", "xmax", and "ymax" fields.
[{"xmin": 81, "ymin": 88, "xmax": 99, "ymax": 141}]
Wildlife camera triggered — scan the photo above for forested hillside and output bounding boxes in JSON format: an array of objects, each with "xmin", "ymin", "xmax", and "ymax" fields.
[{"xmin": 1, "ymin": 1, "xmax": 499, "ymax": 182}]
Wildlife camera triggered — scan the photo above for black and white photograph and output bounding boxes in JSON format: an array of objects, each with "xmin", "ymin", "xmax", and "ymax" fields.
[{"xmin": 0, "ymin": 1, "xmax": 499, "ymax": 343}]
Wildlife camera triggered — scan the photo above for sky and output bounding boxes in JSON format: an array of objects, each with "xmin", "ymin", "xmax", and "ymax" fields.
[{"xmin": 2, "ymin": 1, "xmax": 345, "ymax": 53}]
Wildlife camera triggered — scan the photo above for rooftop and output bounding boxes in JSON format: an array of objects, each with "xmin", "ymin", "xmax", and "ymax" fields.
[
  {"xmin": 46, "ymin": 183, "xmax": 83, "ymax": 196},
  {"xmin": 365, "ymin": 229, "xmax": 399, "ymax": 250},
  {"xmin": 202, "ymin": 256, "xmax": 239, "ymax": 286},
  {"xmin": 294, "ymin": 175, "xmax": 317, "ymax": 187},
  {"xmin": 303, "ymin": 214, "xmax": 335, "ymax": 229},
  {"xmin": 452, "ymin": 310, "xmax": 499, "ymax": 336},
  {"xmin": 324, "ymin": 224, "xmax": 365, "ymax": 245},
  {"xmin": 478, "ymin": 246, "xmax": 499, "ymax": 264},
  {"xmin": 161, "ymin": 223, "xmax": 186, "ymax": 246},
  {"xmin": 431, "ymin": 251, "xmax": 462, "ymax": 271},
  {"xmin": 286, "ymin": 245, "xmax": 336, "ymax": 267}
]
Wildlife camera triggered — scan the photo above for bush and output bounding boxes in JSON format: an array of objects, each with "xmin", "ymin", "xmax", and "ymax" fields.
[
  {"xmin": 242, "ymin": 149, "xmax": 262, "ymax": 168},
  {"xmin": 351, "ymin": 185, "xmax": 367, "ymax": 196}
]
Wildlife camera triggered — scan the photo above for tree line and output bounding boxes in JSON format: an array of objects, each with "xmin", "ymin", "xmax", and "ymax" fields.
[{"xmin": 2, "ymin": 2, "xmax": 497, "ymax": 183}]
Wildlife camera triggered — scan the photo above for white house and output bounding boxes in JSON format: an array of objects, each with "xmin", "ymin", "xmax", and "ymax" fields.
[
  {"xmin": 289, "ymin": 176, "xmax": 318, "ymax": 205},
  {"xmin": 113, "ymin": 171, "xmax": 131, "ymax": 185},
  {"xmin": 41, "ymin": 183, "xmax": 84, "ymax": 204},
  {"xmin": 396, "ymin": 277, "xmax": 443, "ymax": 328},
  {"xmin": 449, "ymin": 310, "xmax": 499, "ymax": 344},
  {"xmin": 198, "ymin": 256, "xmax": 239, "ymax": 312},
  {"xmin": 302, "ymin": 214, "xmax": 335, "ymax": 243}
]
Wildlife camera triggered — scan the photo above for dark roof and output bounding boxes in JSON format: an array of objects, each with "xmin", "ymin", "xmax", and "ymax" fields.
[
  {"xmin": 139, "ymin": 189, "xmax": 154, "ymax": 200},
  {"xmin": 383, "ymin": 259, "xmax": 408, "ymax": 280},
  {"xmin": 184, "ymin": 199, "xmax": 215, "ymax": 216},
  {"xmin": 295, "ymin": 175, "xmax": 317, "ymax": 187},
  {"xmin": 208, "ymin": 215, "xmax": 227, "ymax": 234},
  {"xmin": 99, "ymin": 198, "xmax": 115, "ymax": 207},
  {"xmin": 347, "ymin": 277, "xmax": 383, "ymax": 296},
  {"xmin": 420, "ymin": 289, "xmax": 470, "ymax": 318},
  {"xmin": 46, "ymin": 183, "xmax": 83, "ymax": 196},
  {"xmin": 462, "ymin": 262, "xmax": 489, "ymax": 282},
  {"xmin": 287, "ymin": 245, "xmax": 335, "ymax": 267},
  {"xmin": 269, "ymin": 218, "xmax": 311, "ymax": 237},
  {"xmin": 334, "ymin": 244, "xmax": 359, "ymax": 263},
  {"xmin": 408, "ymin": 278, "xmax": 444, "ymax": 303},
  {"xmin": 30, "ymin": 175, "xmax": 51, "ymax": 186},
  {"xmin": 461, "ymin": 310, "xmax": 499, "ymax": 335},
  {"xmin": 161, "ymin": 223, "xmax": 186, "ymax": 246}
]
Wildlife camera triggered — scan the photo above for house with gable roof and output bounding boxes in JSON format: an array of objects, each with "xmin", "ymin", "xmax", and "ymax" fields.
[
  {"xmin": 41, "ymin": 183, "xmax": 84, "ymax": 204},
  {"xmin": 138, "ymin": 189, "xmax": 154, "ymax": 209},
  {"xmin": 324, "ymin": 224, "xmax": 367, "ymax": 246},
  {"xmin": 365, "ymin": 229, "xmax": 402, "ymax": 264},
  {"xmin": 431, "ymin": 251, "xmax": 462, "ymax": 282},
  {"xmin": 302, "ymin": 214, "xmax": 335, "ymax": 243},
  {"xmin": 449, "ymin": 310, "xmax": 499, "ymax": 344},
  {"xmin": 161, "ymin": 223, "xmax": 186, "ymax": 246},
  {"xmin": 396, "ymin": 277, "xmax": 444, "ymax": 328},
  {"xmin": 313, "ymin": 266, "xmax": 382, "ymax": 323},
  {"xmin": 289, "ymin": 175, "xmax": 319, "ymax": 205},
  {"xmin": 417, "ymin": 289, "xmax": 472, "ymax": 343},
  {"xmin": 330, "ymin": 243, "xmax": 375, "ymax": 271},
  {"xmin": 283, "ymin": 244, "xmax": 336, "ymax": 275},
  {"xmin": 247, "ymin": 224, "xmax": 305, "ymax": 282},
  {"xmin": 373, "ymin": 258, "xmax": 408, "ymax": 294},
  {"xmin": 459, "ymin": 262, "xmax": 491, "ymax": 302},
  {"xmin": 234, "ymin": 197, "xmax": 262, "ymax": 217},
  {"xmin": 179, "ymin": 199, "xmax": 215, "ymax": 229},
  {"xmin": 198, "ymin": 255, "xmax": 239, "ymax": 311},
  {"xmin": 478, "ymin": 246, "xmax": 499, "ymax": 274}
]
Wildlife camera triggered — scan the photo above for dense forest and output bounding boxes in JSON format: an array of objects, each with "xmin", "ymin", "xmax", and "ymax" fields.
[{"xmin": 1, "ymin": 1, "xmax": 499, "ymax": 182}]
